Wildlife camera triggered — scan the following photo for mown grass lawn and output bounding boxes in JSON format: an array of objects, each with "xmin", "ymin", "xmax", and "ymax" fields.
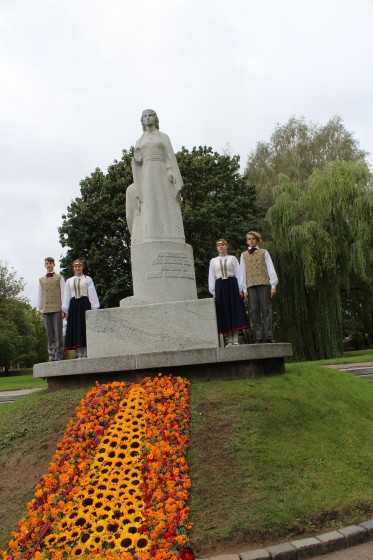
[
  {"xmin": 0, "ymin": 351, "xmax": 372, "ymax": 556},
  {"xmin": 0, "ymin": 372, "xmax": 47, "ymax": 391},
  {"xmin": 188, "ymin": 356, "xmax": 373, "ymax": 552}
]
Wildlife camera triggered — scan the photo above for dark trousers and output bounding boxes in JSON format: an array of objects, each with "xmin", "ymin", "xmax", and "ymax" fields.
[
  {"xmin": 43, "ymin": 311, "xmax": 63, "ymax": 360},
  {"xmin": 248, "ymin": 285, "xmax": 273, "ymax": 342}
]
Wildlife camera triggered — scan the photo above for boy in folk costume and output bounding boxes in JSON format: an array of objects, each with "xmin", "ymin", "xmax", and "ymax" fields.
[
  {"xmin": 240, "ymin": 231, "xmax": 278, "ymax": 344},
  {"xmin": 36, "ymin": 257, "xmax": 65, "ymax": 361}
]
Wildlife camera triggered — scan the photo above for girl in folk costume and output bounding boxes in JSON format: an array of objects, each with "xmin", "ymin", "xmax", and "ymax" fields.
[
  {"xmin": 62, "ymin": 259, "xmax": 100, "ymax": 358},
  {"xmin": 208, "ymin": 239, "xmax": 249, "ymax": 346}
]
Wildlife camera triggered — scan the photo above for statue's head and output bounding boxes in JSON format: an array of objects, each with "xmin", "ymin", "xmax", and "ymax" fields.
[{"xmin": 141, "ymin": 109, "xmax": 159, "ymax": 131}]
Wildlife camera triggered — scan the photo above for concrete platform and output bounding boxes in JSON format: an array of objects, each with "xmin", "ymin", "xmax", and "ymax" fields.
[{"xmin": 33, "ymin": 343, "xmax": 293, "ymax": 390}]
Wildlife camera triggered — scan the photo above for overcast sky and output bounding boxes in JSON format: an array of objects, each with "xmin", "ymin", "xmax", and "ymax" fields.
[{"xmin": 1, "ymin": 0, "xmax": 372, "ymax": 306}]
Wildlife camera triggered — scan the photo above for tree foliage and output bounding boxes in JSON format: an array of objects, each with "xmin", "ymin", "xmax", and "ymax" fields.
[
  {"xmin": 0, "ymin": 262, "xmax": 25, "ymax": 307},
  {"xmin": 59, "ymin": 146, "xmax": 259, "ymax": 305},
  {"xmin": 267, "ymin": 161, "xmax": 373, "ymax": 359},
  {"xmin": 341, "ymin": 279, "xmax": 373, "ymax": 350},
  {"xmin": 0, "ymin": 262, "xmax": 47, "ymax": 372},
  {"xmin": 245, "ymin": 115, "xmax": 368, "ymax": 211}
]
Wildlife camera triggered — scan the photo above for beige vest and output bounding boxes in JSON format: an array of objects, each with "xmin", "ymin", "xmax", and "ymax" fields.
[
  {"xmin": 242, "ymin": 249, "xmax": 270, "ymax": 287},
  {"xmin": 39, "ymin": 274, "xmax": 62, "ymax": 313}
]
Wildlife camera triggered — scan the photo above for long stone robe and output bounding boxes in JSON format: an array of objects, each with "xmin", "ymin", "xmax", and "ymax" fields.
[{"xmin": 126, "ymin": 129, "xmax": 185, "ymax": 244}]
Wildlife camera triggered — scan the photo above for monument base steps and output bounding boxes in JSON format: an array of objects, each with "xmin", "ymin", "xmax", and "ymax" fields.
[{"xmin": 33, "ymin": 343, "xmax": 293, "ymax": 391}]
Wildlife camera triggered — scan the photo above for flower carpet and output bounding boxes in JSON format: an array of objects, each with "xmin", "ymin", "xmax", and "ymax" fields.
[{"xmin": 1, "ymin": 375, "xmax": 194, "ymax": 560}]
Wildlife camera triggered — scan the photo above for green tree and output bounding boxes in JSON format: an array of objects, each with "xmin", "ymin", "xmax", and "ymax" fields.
[
  {"xmin": 59, "ymin": 146, "xmax": 259, "ymax": 305},
  {"xmin": 0, "ymin": 262, "xmax": 45, "ymax": 372},
  {"xmin": 0, "ymin": 318, "xmax": 21, "ymax": 374},
  {"xmin": 245, "ymin": 115, "xmax": 367, "ymax": 212},
  {"xmin": 0, "ymin": 262, "xmax": 25, "ymax": 373},
  {"xmin": 7, "ymin": 300, "xmax": 42, "ymax": 366},
  {"xmin": 342, "ymin": 279, "xmax": 373, "ymax": 349},
  {"xmin": 0, "ymin": 262, "xmax": 25, "ymax": 307},
  {"xmin": 267, "ymin": 161, "xmax": 373, "ymax": 360}
]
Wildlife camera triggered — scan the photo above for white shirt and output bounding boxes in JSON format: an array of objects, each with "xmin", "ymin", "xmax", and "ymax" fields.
[
  {"xmin": 208, "ymin": 254, "xmax": 244, "ymax": 295},
  {"xmin": 36, "ymin": 274, "xmax": 65, "ymax": 312},
  {"xmin": 62, "ymin": 275, "xmax": 100, "ymax": 312},
  {"xmin": 239, "ymin": 247, "xmax": 279, "ymax": 291}
]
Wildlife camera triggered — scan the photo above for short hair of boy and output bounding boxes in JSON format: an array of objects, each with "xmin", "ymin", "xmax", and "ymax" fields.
[{"xmin": 246, "ymin": 231, "xmax": 262, "ymax": 243}]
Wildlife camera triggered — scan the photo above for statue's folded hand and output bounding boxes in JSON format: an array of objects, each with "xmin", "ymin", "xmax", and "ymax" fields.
[
  {"xmin": 167, "ymin": 171, "xmax": 176, "ymax": 184},
  {"xmin": 134, "ymin": 148, "xmax": 143, "ymax": 163}
]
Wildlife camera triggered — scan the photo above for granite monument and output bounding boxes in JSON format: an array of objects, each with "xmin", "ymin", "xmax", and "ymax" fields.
[{"xmin": 85, "ymin": 110, "xmax": 219, "ymax": 356}]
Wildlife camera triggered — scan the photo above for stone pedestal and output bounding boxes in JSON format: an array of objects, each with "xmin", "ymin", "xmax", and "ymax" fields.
[
  {"xmin": 86, "ymin": 239, "xmax": 216, "ymax": 359},
  {"xmin": 86, "ymin": 299, "xmax": 219, "ymax": 358},
  {"xmin": 120, "ymin": 240, "xmax": 197, "ymax": 306}
]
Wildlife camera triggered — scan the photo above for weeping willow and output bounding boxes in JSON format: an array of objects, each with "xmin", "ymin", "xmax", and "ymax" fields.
[{"xmin": 267, "ymin": 161, "xmax": 372, "ymax": 360}]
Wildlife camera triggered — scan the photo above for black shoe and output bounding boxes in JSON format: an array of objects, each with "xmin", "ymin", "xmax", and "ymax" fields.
[{"xmin": 266, "ymin": 339, "xmax": 275, "ymax": 343}]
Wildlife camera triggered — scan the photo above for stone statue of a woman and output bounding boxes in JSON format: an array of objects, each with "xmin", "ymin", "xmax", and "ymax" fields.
[{"xmin": 126, "ymin": 109, "xmax": 185, "ymax": 244}]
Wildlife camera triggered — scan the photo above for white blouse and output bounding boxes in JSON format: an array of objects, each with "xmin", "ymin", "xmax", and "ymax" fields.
[
  {"xmin": 208, "ymin": 255, "xmax": 243, "ymax": 295},
  {"xmin": 62, "ymin": 275, "xmax": 100, "ymax": 312}
]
